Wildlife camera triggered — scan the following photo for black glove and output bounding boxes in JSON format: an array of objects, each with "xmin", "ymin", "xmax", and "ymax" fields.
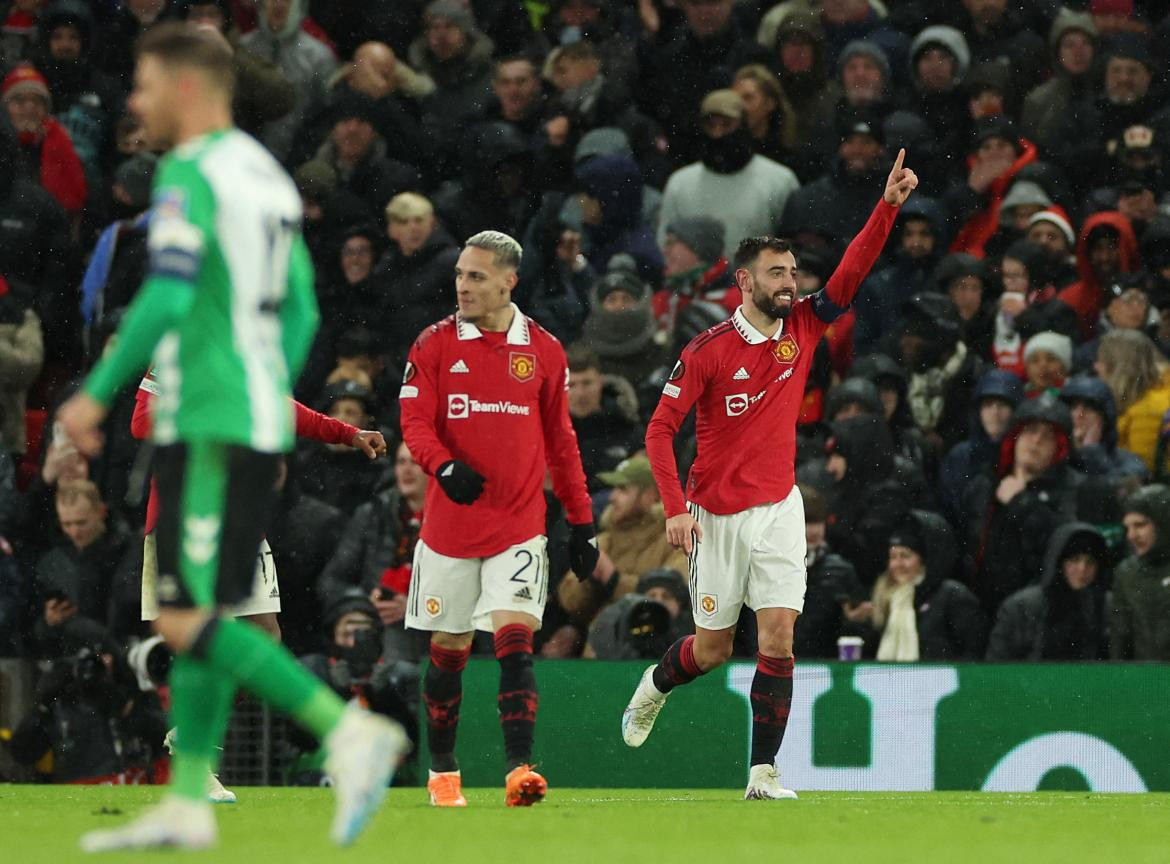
[
  {"xmin": 436, "ymin": 460, "xmax": 485, "ymax": 505},
  {"xmin": 569, "ymin": 522, "xmax": 600, "ymax": 582}
]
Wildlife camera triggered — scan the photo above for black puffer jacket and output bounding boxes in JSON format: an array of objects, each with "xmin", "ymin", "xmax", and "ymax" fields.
[
  {"xmin": 986, "ymin": 522, "xmax": 1109, "ymax": 661},
  {"xmin": 317, "ymin": 486, "xmax": 419, "ymax": 607},
  {"xmin": 373, "ymin": 224, "xmax": 461, "ymax": 365}
]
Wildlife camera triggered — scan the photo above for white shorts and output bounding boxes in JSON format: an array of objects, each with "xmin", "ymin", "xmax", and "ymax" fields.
[
  {"xmin": 406, "ymin": 535, "xmax": 549, "ymax": 633},
  {"xmin": 689, "ymin": 486, "xmax": 807, "ymax": 629},
  {"xmin": 141, "ymin": 532, "xmax": 281, "ymax": 621}
]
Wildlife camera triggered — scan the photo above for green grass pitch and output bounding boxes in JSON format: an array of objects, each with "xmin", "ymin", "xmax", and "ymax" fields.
[{"xmin": 1, "ymin": 786, "xmax": 1166, "ymax": 864}]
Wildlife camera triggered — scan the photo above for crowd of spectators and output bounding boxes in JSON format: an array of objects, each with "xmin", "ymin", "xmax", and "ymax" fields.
[{"xmin": 4, "ymin": 0, "xmax": 1170, "ymax": 780}]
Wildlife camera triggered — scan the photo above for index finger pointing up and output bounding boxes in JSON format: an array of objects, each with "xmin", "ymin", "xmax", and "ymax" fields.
[{"xmin": 892, "ymin": 147, "xmax": 905, "ymax": 174}]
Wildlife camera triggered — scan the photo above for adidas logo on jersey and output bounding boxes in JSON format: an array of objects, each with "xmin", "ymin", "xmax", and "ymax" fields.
[
  {"xmin": 514, "ymin": 586, "xmax": 533, "ymax": 601},
  {"xmin": 450, "ymin": 359, "xmax": 470, "ymax": 373},
  {"xmin": 732, "ymin": 367, "xmax": 750, "ymax": 380}
]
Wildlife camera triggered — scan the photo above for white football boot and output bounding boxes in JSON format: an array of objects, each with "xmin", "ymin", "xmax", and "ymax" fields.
[
  {"xmin": 163, "ymin": 728, "xmax": 236, "ymax": 804},
  {"xmin": 744, "ymin": 764, "xmax": 798, "ymax": 800},
  {"xmin": 80, "ymin": 796, "xmax": 216, "ymax": 853},
  {"xmin": 324, "ymin": 705, "xmax": 410, "ymax": 845},
  {"xmin": 621, "ymin": 665, "xmax": 670, "ymax": 747}
]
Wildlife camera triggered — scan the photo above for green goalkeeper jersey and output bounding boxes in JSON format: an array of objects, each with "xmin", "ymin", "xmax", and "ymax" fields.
[{"xmin": 86, "ymin": 128, "xmax": 318, "ymax": 452}]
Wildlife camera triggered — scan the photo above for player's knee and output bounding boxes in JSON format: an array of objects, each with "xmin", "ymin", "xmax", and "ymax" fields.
[
  {"xmin": 154, "ymin": 608, "xmax": 210, "ymax": 653},
  {"xmin": 432, "ymin": 631, "xmax": 475, "ymax": 651},
  {"xmin": 757, "ymin": 630, "xmax": 794, "ymax": 658}
]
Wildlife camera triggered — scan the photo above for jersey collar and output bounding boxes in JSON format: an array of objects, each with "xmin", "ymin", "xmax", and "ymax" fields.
[
  {"xmin": 455, "ymin": 302, "xmax": 531, "ymax": 345},
  {"xmin": 731, "ymin": 306, "xmax": 784, "ymax": 344}
]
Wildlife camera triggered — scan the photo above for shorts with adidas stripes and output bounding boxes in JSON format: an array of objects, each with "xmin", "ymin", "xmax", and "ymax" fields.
[
  {"xmin": 406, "ymin": 535, "xmax": 549, "ymax": 633},
  {"xmin": 688, "ymin": 485, "xmax": 807, "ymax": 630},
  {"xmin": 141, "ymin": 532, "xmax": 281, "ymax": 621}
]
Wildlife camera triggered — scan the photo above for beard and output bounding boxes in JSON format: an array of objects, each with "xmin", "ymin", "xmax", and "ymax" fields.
[{"xmin": 751, "ymin": 285, "xmax": 793, "ymax": 320}]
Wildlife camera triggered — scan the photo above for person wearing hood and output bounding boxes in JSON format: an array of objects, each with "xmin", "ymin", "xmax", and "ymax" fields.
[
  {"xmin": 541, "ymin": 0, "xmax": 637, "ymax": 84},
  {"xmin": 988, "ymin": 179, "xmax": 1053, "ymax": 261},
  {"xmin": 852, "ymin": 196, "xmax": 948, "ymax": 356},
  {"xmin": 307, "ymin": 91, "xmax": 421, "ymax": 225},
  {"xmin": 937, "ymin": 368, "xmax": 1023, "ymax": 526},
  {"xmin": 793, "ymin": 483, "xmax": 866, "ymax": 658},
  {"xmin": 780, "ymin": 106, "xmax": 884, "ymax": 252},
  {"xmin": 557, "ymin": 455, "xmax": 687, "ymax": 633},
  {"xmin": 240, "ymin": 0, "xmax": 336, "ymax": 163},
  {"xmin": 961, "ymin": 393, "xmax": 1087, "ymax": 615},
  {"xmin": 580, "ymin": 254, "xmax": 664, "ymax": 391},
  {"xmin": 823, "ymin": 413, "xmax": 922, "ymax": 585},
  {"xmin": 372, "ymin": 192, "xmax": 460, "ymax": 367},
  {"xmin": 1072, "ymin": 271, "xmax": 1158, "ymax": 373},
  {"xmin": 97, "ymin": 0, "xmax": 185, "ymax": 86},
  {"xmin": 860, "ymin": 511, "xmax": 985, "ymax": 661},
  {"xmin": 945, "ymin": 0, "xmax": 1045, "ymax": 96},
  {"xmin": 1021, "ymin": 10, "xmax": 1100, "ymax": 151},
  {"xmin": 937, "ymin": 252, "xmax": 995, "ymax": 362},
  {"xmin": 565, "ymin": 342, "xmax": 643, "ymax": 494},
  {"xmin": 1059, "ymin": 374, "xmax": 1148, "ymax": 485},
  {"xmin": 947, "ymin": 118, "xmax": 1039, "ymax": 260},
  {"xmin": 658, "ymin": 88, "xmax": 800, "ymax": 259},
  {"xmin": 1111, "ymin": 484, "xmax": 1170, "ymax": 660},
  {"xmin": 1057, "ymin": 210, "xmax": 1140, "ymax": 340},
  {"xmin": 851, "ymin": 353, "xmax": 937, "ymax": 482},
  {"xmin": 574, "ymin": 153, "xmax": 662, "ymax": 288},
  {"xmin": 986, "ymin": 522, "xmax": 1108, "ymax": 660},
  {"xmin": 409, "ymin": 0, "xmax": 495, "ymax": 172},
  {"xmin": 994, "ymin": 239, "xmax": 1079, "ymax": 377},
  {"xmin": 907, "ymin": 25, "xmax": 972, "ymax": 162},
  {"xmin": 887, "ymin": 292, "xmax": 985, "ymax": 453},
  {"xmin": 33, "ymin": 1, "xmax": 123, "ymax": 188},
  {"xmin": 433, "ymin": 120, "xmax": 541, "ymax": 242},
  {"xmin": 803, "ymin": 38, "xmax": 894, "ymax": 176},
  {"xmin": 2, "ymin": 65, "xmax": 87, "ymax": 217},
  {"xmin": 768, "ymin": 9, "xmax": 834, "ymax": 148},
  {"xmin": 635, "ymin": 0, "xmax": 770, "ymax": 162}
]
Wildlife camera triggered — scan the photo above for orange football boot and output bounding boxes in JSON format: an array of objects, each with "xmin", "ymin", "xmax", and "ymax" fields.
[
  {"xmin": 504, "ymin": 764, "xmax": 547, "ymax": 807},
  {"xmin": 428, "ymin": 770, "xmax": 468, "ymax": 807}
]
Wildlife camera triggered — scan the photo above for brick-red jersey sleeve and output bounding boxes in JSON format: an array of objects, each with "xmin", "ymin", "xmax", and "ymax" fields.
[
  {"xmin": 538, "ymin": 344, "xmax": 594, "ymax": 526},
  {"xmin": 818, "ymin": 199, "xmax": 900, "ymax": 317},
  {"xmin": 646, "ymin": 345, "xmax": 711, "ymax": 519},
  {"xmin": 292, "ymin": 400, "xmax": 358, "ymax": 445},
  {"xmin": 399, "ymin": 331, "xmax": 455, "ymax": 475},
  {"xmin": 130, "ymin": 385, "xmax": 152, "ymax": 440}
]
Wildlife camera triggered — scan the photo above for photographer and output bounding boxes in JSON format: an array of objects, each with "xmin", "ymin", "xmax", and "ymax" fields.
[
  {"xmin": 290, "ymin": 590, "xmax": 418, "ymax": 785},
  {"xmin": 8, "ymin": 626, "xmax": 167, "ymax": 783},
  {"xmin": 584, "ymin": 569, "xmax": 692, "ymax": 660}
]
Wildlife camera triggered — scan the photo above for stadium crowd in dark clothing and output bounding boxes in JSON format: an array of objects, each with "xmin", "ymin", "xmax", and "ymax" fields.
[{"xmin": 5, "ymin": 0, "xmax": 1170, "ymax": 780}]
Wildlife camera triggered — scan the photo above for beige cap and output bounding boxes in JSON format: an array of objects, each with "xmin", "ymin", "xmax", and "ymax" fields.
[{"xmin": 700, "ymin": 89, "xmax": 745, "ymax": 120}]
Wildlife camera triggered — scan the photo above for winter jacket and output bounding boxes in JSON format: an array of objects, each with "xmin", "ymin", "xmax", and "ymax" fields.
[
  {"xmin": 317, "ymin": 486, "xmax": 418, "ymax": 608},
  {"xmin": 97, "ymin": 1, "xmax": 184, "ymax": 85},
  {"xmin": 575, "ymin": 155, "xmax": 663, "ymax": 287},
  {"xmin": 313, "ymin": 135, "xmax": 420, "ymax": 225},
  {"xmin": 1111, "ymin": 485, "xmax": 1170, "ymax": 660},
  {"xmin": 961, "ymin": 394, "xmax": 1084, "ymax": 613},
  {"xmin": 986, "ymin": 522, "xmax": 1109, "ymax": 660},
  {"xmin": 0, "ymin": 307, "xmax": 43, "ymax": 455},
  {"xmin": 1057, "ymin": 211, "xmax": 1139, "ymax": 340},
  {"xmin": 937, "ymin": 368, "xmax": 1023, "ymax": 525},
  {"xmin": 557, "ymin": 506, "xmax": 687, "ymax": 629},
  {"xmin": 572, "ymin": 378, "xmax": 644, "ymax": 494},
  {"xmin": 868, "ymin": 509, "xmax": 987, "ymax": 660},
  {"xmin": 17, "ymin": 116, "xmax": 87, "ymax": 215},
  {"xmin": 950, "ymin": 138, "xmax": 1038, "ymax": 259},
  {"xmin": 1020, "ymin": 11, "xmax": 1100, "ymax": 149},
  {"xmin": 373, "ymin": 224, "xmax": 460, "ymax": 365},
  {"xmin": 293, "ymin": 440, "xmax": 392, "ymax": 518},
  {"xmin": 1058, "ymin": 375, "xmax": 1148, "ymax": 482},
  {"xmin": 241, "ymin": 0, "xmax": 337, "ymax": 162},
  {"xmin": 780, "ymin": 156, "xmax": 884, "ymax": 249},
  {"xmin": 1116, "ymin": 370, "xmax": 1170, "ymax": 473},
  {"xmin": 794, "ymin": 543, "xmax": 865, "ymax": 658}
]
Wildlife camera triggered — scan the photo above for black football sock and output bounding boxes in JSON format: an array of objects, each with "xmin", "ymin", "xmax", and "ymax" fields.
[
  {"xmin": 425, "ymin": 641, "xmax": 471, "ymax": 774},
  {"xmin": 651, "ymin": 635, "xmax": 704, "ymax": 693},
  {"xmin": 749, "ymin": 653, "xmax": 794, "ymax": 768},
  {"xmin": 495, "ymin": 624, "xmax": 537, "ymax": 770}
]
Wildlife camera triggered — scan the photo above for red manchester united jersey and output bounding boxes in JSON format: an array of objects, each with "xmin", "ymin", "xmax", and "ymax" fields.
[
  {"xmin": 646, "ymin": 199, "xmax": 899, "ymax": 517},
  {"xmin": 399, "ymin": 304, "xmax": 593, "ymax": 558}
]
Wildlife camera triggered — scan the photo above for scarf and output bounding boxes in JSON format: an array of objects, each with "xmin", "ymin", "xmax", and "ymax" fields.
[
  {"xmin": 876, "ymin": 576, "xmax": 921, "ymax": 662},
  {"xmin": 907, "ymin": 340, "xmax": 967, "ymax": 432}
]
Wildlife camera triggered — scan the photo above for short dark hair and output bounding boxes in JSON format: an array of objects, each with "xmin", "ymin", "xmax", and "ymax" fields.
[
  {"xmin": 566, "ymin": 342, "xmax": 602, "ymax": 374},
  {"xmin": 799, "ymin": 483, "xmax": 827, "ymax": 524},
  {"xmin": 137, "ymin": 21, "xmax": 234, "ymax": 97},
  {"xmin": 732, "ymin": 236, "xmax": 795, "ymax": 271}
]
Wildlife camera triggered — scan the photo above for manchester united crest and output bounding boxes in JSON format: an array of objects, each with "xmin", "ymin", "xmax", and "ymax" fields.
[
  {"xmin": 699, "ymin": 594, "xmax": 718, "ymax": 616},
  {"xmin": 772, "ymin": 333, "xmax": 800, "ymax": 364},
  {"xmin": 510, "ymin": 352, "xmax": 536, "ymax": 382},
  {"xmin": 424, "ymin": 595, "xmax": 442, "ymax": 618}
]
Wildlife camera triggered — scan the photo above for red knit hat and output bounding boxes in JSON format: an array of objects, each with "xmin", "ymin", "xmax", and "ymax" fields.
[
  {"xmin": 1027, "ymin": 206, "xmax": 1076, "ymax": 247},
  {"xmin": 1, "ymin": 66, "xmax": 51, "ymax": 108}
]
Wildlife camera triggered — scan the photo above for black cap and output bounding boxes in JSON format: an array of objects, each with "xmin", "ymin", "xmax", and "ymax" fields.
[
  {"xmin": 837, "ymin": 106, "xmax": 885, "ymax": 145},
  {"xmin": 319, "ymin": 378, "xmax": 377, "ymax": 415}
]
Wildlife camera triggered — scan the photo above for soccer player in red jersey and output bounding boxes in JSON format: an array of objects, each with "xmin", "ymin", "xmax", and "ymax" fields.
[
  {"xmin": 623, "ymin": 150, "xmax": 918, "ymax": 799},
  {"xmin": 399, "ymin": 230, "xmax": 599, "ymax": 807}
]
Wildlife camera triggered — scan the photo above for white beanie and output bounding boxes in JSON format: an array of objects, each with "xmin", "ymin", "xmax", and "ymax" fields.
[{"xmin": 1024, "ymin": 331, "xmax": 1073, "ymax": 371}]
